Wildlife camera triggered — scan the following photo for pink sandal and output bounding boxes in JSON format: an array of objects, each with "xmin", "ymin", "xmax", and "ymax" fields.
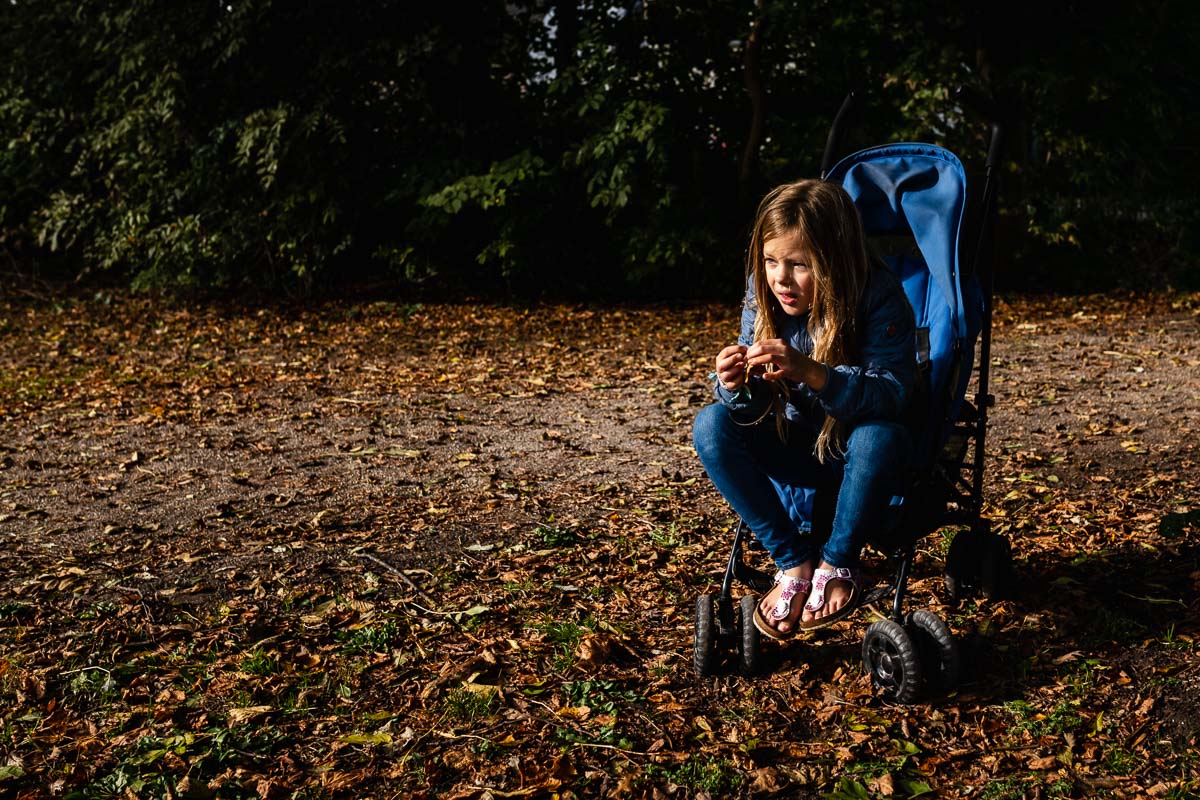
[
  {"xmin": 799, "ymin": 567, "xmax": 861, "ymax": 631},
  {"xmin": 753, "ymin": 571, "xmax": 812, "ymax": 640}
]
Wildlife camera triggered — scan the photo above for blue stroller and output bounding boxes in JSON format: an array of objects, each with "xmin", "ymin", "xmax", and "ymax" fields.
[{"xmin": 693, "ymin": 92, "xmax": 1011, "ymax": 704}]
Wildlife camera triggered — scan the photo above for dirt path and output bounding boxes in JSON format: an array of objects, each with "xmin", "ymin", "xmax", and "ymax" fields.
[{"xmin": 1, "ymin": 292, "xmax": 1197, "ymax": 798}]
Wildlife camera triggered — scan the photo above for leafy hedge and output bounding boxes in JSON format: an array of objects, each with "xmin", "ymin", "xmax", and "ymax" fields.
[{"xmin": 1, "ymin": 1, "xmax": 1197, "ymax": 296}]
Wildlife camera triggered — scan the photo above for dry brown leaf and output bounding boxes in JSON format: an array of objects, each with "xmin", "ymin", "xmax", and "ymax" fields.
[{"xmin": 226, "ymin": 706, "xmax": 273, "ymax": 727}]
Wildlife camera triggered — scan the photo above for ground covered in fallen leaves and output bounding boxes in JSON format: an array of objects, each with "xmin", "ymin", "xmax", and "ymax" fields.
[{"xmin": 1, "ymin": 289, "xmax": 1198, "ymax": 800}]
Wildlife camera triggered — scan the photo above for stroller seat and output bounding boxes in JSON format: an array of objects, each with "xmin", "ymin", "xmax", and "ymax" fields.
[{"xmin": 770, "ymin": 143, "xmax": 980, "ymax": 540}]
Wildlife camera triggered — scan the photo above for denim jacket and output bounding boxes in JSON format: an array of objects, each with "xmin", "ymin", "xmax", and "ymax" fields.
[{"xmin": 714, "ymin": 264, "xmax": 916, "ymax": 432}]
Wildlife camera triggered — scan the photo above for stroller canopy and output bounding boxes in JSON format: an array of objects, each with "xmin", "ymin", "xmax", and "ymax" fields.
[
  {"xmin": 826, "ymin": 143, "xmax": 971, "ymax": 343},
  {"xmin": 827, "ymin": 143, "xmax": 983, "ymax": 472}
]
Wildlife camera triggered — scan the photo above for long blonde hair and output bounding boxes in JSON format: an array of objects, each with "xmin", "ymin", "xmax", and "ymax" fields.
[{"xmin": 745, "ymin": 179, "xmax": 869, "ymax": 462}]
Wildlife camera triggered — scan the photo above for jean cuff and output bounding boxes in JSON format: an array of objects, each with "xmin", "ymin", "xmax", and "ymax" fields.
[
  {"xmin": 774, "ymin": 542, "xmax": 817, "ymax": 572},
  {"xmin": 818, "ymin": 547, "xmax": 859, "ymax": 570}
]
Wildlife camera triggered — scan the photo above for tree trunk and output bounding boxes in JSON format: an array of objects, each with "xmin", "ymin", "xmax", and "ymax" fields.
[{"xmin": 738, "ymin": 1, "xmax": 767, "ymax": 208}]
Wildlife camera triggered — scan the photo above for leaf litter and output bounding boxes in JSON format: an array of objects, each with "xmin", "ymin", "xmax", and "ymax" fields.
[{"xmin": 0, "ymin": 291, "xmax": 1198, "ymax": 798}]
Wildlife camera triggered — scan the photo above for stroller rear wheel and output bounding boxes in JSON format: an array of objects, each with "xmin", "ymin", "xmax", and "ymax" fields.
[
  {"xmin": 863, "ymin": 620, "xmax": 922, "ymax": 704},
  {"xmin": 944, "ymin": 528, "xmax": 984, "ymax": 600},
  {"xmin": 906, "ymin": 609, "xmax": 960, "ymax": 693},
  {"xmin": 980, "ymin": 533, "xmax": 1015, "ymax": 600},
  {"xmin": 694, "ymin": 594, "xmax": 717, "ymax": 676},
  {"xmin": 737, "ymin": 595, "xmax": 761, "ymax": 675}
]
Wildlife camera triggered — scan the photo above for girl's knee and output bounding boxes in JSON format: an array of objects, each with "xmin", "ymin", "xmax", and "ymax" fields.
[
  {"xmin": 845, "ymin": 421, "xmax": 910, "ymax": 467},
  {"xmin": 692, "ymin": 403, "xmax": 732, "ymax": 460}
]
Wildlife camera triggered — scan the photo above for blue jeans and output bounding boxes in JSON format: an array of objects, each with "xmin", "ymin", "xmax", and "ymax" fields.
[{"xmin": 692, "ymin": 403, "xmax": 911, "ymax": 571}]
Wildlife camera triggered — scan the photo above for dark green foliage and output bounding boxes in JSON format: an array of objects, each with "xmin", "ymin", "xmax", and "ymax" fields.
[
  {"xmin": 1, "ymin": 1, "xmax": 1197, "ymax": 295},
  {"xmin": 0, "ymin": 0, "xmax": 532, "ymax": 292}
]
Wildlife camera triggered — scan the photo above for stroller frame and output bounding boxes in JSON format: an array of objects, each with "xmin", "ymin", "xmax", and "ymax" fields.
[{"xmin": 694, "ymin": 91, "xmax": 1011, "ymax": 703}]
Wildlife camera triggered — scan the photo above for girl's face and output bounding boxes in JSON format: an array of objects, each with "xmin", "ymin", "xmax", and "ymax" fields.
[{"xmin": 762, "ymin": 230, "xmax": 815, "ymax": 316}]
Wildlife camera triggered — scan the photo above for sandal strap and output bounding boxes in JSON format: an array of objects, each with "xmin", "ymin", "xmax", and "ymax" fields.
[
  {"xmin": 803, "ymin": 567, "xmax": 859, "ymax": 613},
  {"xmin": 768, "ymin": 572, "xmax": 812, "ymax": 622}
]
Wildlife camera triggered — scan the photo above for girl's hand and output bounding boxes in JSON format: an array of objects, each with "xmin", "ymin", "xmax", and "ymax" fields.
[
  {"xmin": 745, "ymin": 339, "xmax": 827, "ymax": 390},
  {"xmin": 715, "ymin": 345, "xmax": 749, "ymax": 391}
]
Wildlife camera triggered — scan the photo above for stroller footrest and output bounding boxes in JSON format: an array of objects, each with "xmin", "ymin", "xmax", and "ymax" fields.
[
  {"xmin": 860, "ymin": 584, "xmax": 893, "ymax": 611},
  {"xmin": 733, "ymin": 561, "xmax": 774, "ymax": 595}
]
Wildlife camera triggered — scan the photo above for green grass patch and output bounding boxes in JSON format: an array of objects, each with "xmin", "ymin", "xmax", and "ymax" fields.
[
  {"xmin": 536, "ymin": 524, "xmax": 583, "ymax": 547},
  {"xmin": 1090, "ymin": 606, "xmax": 1147, "ymax": 643},
  {"xmin": 977, "ymin": 777, "xmax": 1031, "ymax": 800},
  {"xmin": 444, "ymin": 686, "xmax": 499, "ymax": 723},
  {"xmin": 646, "ymin": 755, "xmax": 742, "ymax": 795},
  {"xmin": 0, "ymin": 602, "xmax": 34, "ymax": 622},
  {"xmin": 529, "ymin": 617, "xmax": 588, "ymax": 670},
  {"xmin": 553, "ymin": 679, "xmax": 641, "ymax": 747},
  {"xmin": 335, "ymin": 620, "xmax": 402, "ymax": 655},
  {"xmin": 239, "ymin": 649, "xmax": 279, "ymax": 677},
  {"xmin": 1103, "ymin": 745, "xmax": 1139, "ymax": 776},
  {"xmin": 64, "ymin": 726, "xmax": 287, "ymax": 800},
  {"xmin": 65, "ymin": 668, "xmax": 121, "ymax": 707},
  {"xmin": 649, "ymin": 524, "xmax": 683, "ymax": 549},
  {"xmin": 1003, "ymin": 699, "xmax": 1083, "ymax": 738}
]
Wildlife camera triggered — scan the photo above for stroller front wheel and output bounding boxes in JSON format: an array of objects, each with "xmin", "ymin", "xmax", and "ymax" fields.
[
  {"xmin": 737, "ymin": 595, "xmax": 760, "ymax": 675},
  {"xmin": 906, "ymin": 609, "xmax": 960, "ymax": 693}
]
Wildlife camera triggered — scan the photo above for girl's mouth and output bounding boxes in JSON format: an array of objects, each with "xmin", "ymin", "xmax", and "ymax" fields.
[{"xmin": 776, "ymin": 290, "xmax": 798, "ymax": 305}]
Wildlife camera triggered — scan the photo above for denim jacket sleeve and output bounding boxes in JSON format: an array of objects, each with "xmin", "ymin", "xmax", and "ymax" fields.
[
  {"xmin": 711, "ymin": 281, "xmax": 772, "ymax": 420},
  {"xmin": 812, "ymin": 267, "xmax": 916, "ymax": 424}
]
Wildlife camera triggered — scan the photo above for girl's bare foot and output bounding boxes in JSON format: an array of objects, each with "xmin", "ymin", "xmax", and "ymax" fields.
[
  {"xmin": 756, "ymin": 562, "xmax": 815, "ymax": 635},
  {"xmin": 801, "ymin": 561, "xmax": 856, "ymax": 625}
]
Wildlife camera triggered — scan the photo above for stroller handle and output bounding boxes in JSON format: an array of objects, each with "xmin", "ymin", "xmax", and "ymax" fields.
[
  {"xmin": 820, "ymin": 88, "xmax": 1005, "ymax": 175},
  {"xmin": 820, "ymin": 91, "xmax": 856, "ymax": 179},
  {"xmin": 955, "ymin": 86, "xmax": 1005, "ymax": 171},
  {"xmin": 987, "ymin": 123, "xmax": 1004, "ymax": 171}
]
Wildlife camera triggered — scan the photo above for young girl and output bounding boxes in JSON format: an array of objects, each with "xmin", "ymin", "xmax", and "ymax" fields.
[{"xmin": 693, "ymin": 179, "xmax": 917, "ymax": 639}]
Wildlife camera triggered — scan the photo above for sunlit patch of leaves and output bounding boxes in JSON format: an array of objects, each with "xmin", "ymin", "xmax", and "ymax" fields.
[
  {"xmin": 3, "ymin": 293, "xmax": 1200, "ymax": 797},
  {"xmin": 562, "ymin": 678, "xmax": 639, "ymax": 711},
  {"xmin": 554, "ymin": 679, "xmax": 641, "ymax": 747}
]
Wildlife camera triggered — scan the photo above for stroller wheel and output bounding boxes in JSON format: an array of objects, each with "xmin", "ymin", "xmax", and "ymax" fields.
[
  {"xmin": 944, "ymin": 529, "xmax": 984, "ymax": 601},
  {"xmin": 862, "ymin": 620, "xmax": 922, "ymax": 704},
  {"xmin": 694, "ymin": 594, "xmax": 718, "ymax": 676},
  {"xmin": 737, "ymin": 595, "xmax": 760, "ymax": 675},
  {"xmin": 980, "ymin": 533, "xmax": 1015, "ymax": 601},
  {"xmin": 906, "ymin": 609, "xmax": 960, "ymax": 693}
]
